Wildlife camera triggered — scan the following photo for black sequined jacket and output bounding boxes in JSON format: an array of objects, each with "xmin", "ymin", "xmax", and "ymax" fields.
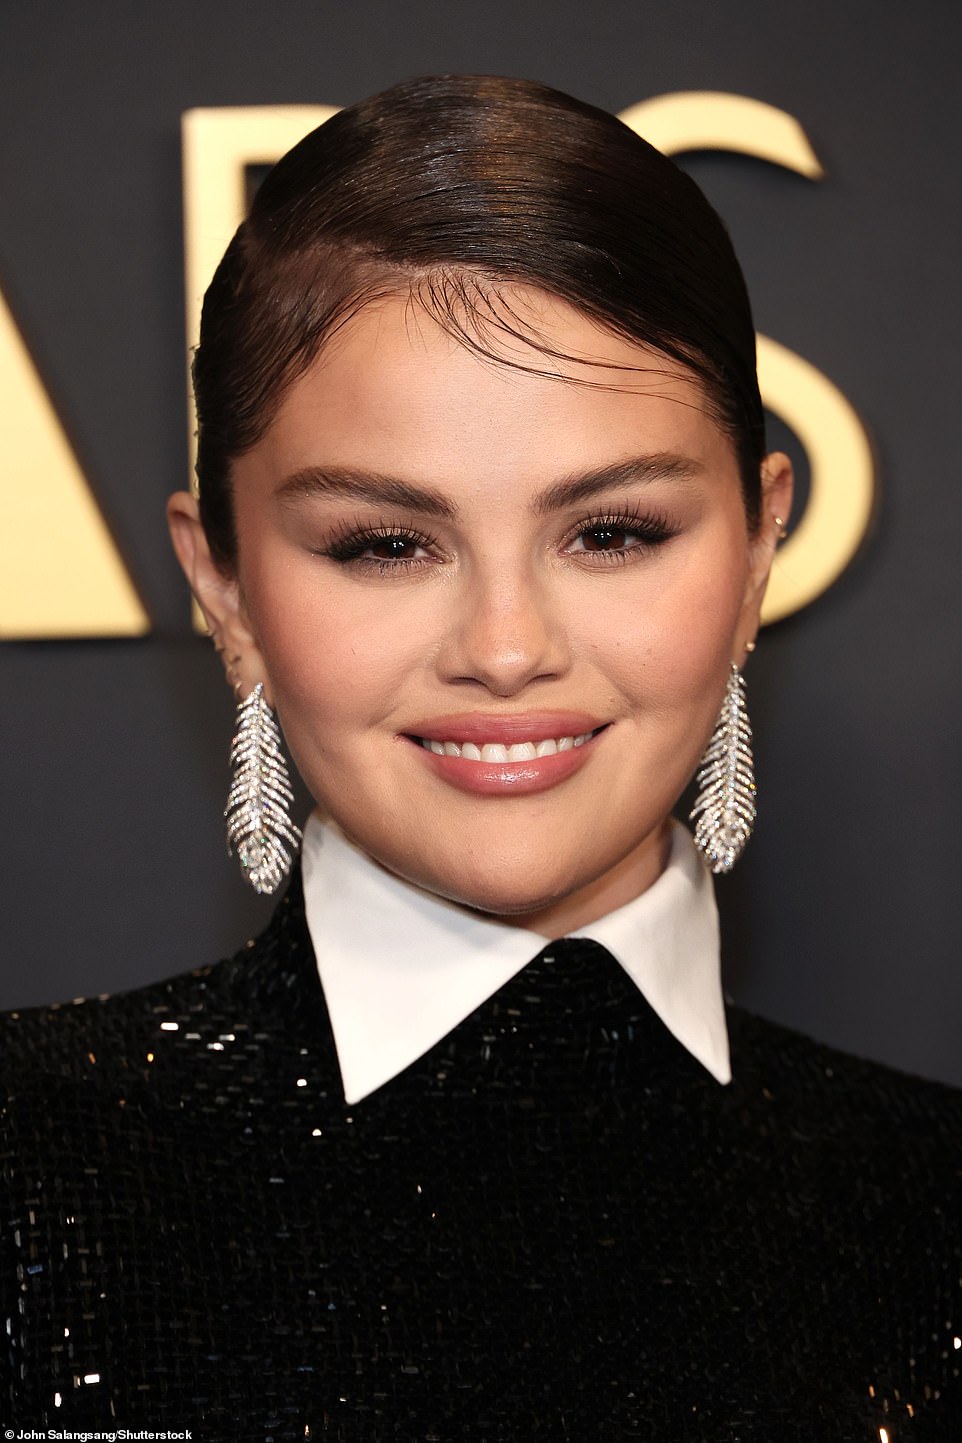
[{"xmin": 2, "ymin": 875, "xmax": 961, "ymax": 1442}]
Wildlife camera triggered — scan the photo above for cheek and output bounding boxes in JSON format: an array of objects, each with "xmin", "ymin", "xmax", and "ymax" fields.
[
  {"xmin": 585, "ymin": 539, "xmax": 748, "ymax": 711},
  {"xmin": 243, "ymin": 566, "xmax": 428, "ymax": 759}
]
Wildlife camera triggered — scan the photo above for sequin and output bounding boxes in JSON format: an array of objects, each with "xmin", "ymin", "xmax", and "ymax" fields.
[{"xmin": 1, "ymin": 874, "xmax": 961, "ymax": 1437}]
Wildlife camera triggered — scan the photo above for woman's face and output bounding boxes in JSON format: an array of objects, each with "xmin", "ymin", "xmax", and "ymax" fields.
[{"xmin": 192, "ymin": 288, "xmax": 788, "ymax": 934}]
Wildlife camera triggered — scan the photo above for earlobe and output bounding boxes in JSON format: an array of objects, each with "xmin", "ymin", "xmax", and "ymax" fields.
[{"xmin": 166, "ymin": 491, "xmax": 270, "ymax": 702}]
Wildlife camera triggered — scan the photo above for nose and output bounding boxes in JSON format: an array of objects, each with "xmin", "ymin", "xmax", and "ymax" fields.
[{"xmin": 436, "ymin": 564, "xmax": 571, "ymax": 697}]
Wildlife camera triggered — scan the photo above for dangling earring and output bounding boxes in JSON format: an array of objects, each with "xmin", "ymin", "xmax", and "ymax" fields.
[
  {"xmin": 225, "ymin": 683, "xmax": 302, "ymax": 894},
  {"xmin": 690, "ymin": 663, "xmax": 756, "ymax": 874}
]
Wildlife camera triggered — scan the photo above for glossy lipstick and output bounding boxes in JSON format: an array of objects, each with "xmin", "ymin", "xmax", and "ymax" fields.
[{"xmin": 403, "ymin": 712, "xmax": 608, "ymax": 797}]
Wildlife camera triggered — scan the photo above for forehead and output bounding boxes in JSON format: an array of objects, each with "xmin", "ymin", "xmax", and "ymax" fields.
[{"xmin": 249, "ymin": 286, "xmax": 735, "ymax": 490}]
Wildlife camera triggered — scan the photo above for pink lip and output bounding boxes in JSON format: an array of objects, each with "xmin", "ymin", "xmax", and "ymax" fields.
[
  {"xmin": 406, "ymin": 711, "xmax": 604, "ymax": 746},
  {"xmin": 402, "ymin": 714, "xmax": 608, "ymax": 798}
]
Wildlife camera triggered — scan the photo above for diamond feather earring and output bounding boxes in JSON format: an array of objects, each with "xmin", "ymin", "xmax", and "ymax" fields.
[
  {"xmin": 225, "ymin": 683, "xmax": 302, "ymax": 894},
  {"xmin": 690, "ymin": 663, "xmax": 756, "ymax": 874}
]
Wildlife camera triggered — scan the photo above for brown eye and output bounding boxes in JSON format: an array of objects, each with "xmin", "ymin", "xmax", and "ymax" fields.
[
  {"xmin": 580, "ymin": 525, "xmax": 631, "ymax": 552},
  {"xmin": 324, "ymin": 524, "xmax": 438, "ymax": 568},
  {"xmin": 368, "ymin": 535, "xmax": 421, "ymax": 560},
  {"xmin": 567, "ymin": 511, "xmax": 677, "ymax": 560}
]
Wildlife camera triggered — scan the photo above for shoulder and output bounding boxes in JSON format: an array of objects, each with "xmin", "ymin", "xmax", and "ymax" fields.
[
  {"xmin": 0, "ymin": 877, "xmax": 331, "ymax": 1244},
  {"xmin": 0, "ymin": 876, "xmax": 317, "ymax": 1090},
  {"xmin": 725, "ymin": 1002, "xmax": 962, "ymax": 1162},
  {"xmin": 728, "ymin": 1002, "xmax": 962, "ymax": 1101},
  {"xmin": 720, "ymin": 1007, "xmax": 962, "ymax": 1333},
  {"xmin": 0, "ymin": 955, "xmax": 229, "ymax": 1084}
]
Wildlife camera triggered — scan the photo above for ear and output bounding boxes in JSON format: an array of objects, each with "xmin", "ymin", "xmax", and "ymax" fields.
[
  {"xmin": 166, "ymin": 491, "xmax": 271, "ymax": 703},
  {"xmin": 736, "ymin": 451, "xmax": 794, "ymax": 660}
]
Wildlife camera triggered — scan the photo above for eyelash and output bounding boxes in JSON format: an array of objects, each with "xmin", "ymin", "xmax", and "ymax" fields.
[
  {"xmin": 565, "ymin": 510, "xmax": 677, "ymax": 563},
  {"xmin": 321, "ymin": 522, "xmax": 441, "ymax": 573},
  {"xmin": 317, "ymin": 510, "xmax": 677, "ymax": 573}
]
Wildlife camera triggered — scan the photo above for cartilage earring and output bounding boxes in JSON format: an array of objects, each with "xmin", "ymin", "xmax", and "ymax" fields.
[
  {"xmin": 690, "ymin": 663, "xmax": 756, "ymax": 874},
  {"xmin": 225, "ymin": 683, "xmax": 302, "ymax": 894}
]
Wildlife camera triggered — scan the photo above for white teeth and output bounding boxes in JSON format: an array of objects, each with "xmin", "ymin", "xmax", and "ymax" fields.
[
  {"xmin": 421, "ymin": 729, "xmax": 596, "ymax": 760},
  {"xmin": 508, "ymin": 742, "xmax": 538, "ymax": 761}
]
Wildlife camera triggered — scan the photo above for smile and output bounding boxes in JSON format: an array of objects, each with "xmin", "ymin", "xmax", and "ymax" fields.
[
  {"xmin": 416, "ymin": 729, "xmax": 598, "ymax": 761},
  {"xmin": 404, "ymin": 717, "xmax": 608, "ymax": 797}
]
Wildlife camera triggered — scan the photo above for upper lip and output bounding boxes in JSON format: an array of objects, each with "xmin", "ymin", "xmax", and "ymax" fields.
[{"xmin": 403, "ymin": 711, "xmax": 607, "ymax": 745}]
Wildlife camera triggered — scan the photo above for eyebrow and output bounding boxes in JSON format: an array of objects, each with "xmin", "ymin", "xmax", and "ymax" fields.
[
  {"xmin": 275, "ymin": 452, "xmax": 702, "ymax": 520},
  {"xmin": 276, "ymin": 467, "xmax": 458, "ymax": 520},
  {"xmin": 533, "ymin": 453, "xmax": 703, "ymax": 513}
]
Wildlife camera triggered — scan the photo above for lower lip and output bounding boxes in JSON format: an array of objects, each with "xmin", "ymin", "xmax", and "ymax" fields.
[{"xmin": 405, "ymin": 731, "xmax": 604, "ymax": 797}]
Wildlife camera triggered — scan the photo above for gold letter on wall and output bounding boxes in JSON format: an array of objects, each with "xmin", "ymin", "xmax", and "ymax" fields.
[
  {"xmin": 619, "ymin": 92, "xmax": 875, "ymax": 624},
  {"xmin": 756, "ymin": 336, "xmax": 874, "ymax": 623},
  {"xmin": 181, "ymin": 105, "xmax": 339, "ymax": 629},
  {"xmin": 182, "ymin": 103, "xmax": 340, "ymax": 483},
  {"xmin": 0, "ymin": 289, "xmax": 148, "ymax": 638}
]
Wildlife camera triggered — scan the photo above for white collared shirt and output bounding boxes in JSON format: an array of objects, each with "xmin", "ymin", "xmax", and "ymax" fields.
[{"xmin": 301, "ymin": 814, "xmax": 731, "ymax": 1105}]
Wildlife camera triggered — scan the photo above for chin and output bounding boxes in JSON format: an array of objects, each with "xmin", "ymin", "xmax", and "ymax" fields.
[{"xmin": 416, "ymin": 848, "xmax": 593, "ymax": 922}]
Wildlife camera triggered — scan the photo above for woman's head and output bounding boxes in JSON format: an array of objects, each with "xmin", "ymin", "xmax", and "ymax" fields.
[
  {"xmin": 192, "ymin": 74, "xmax": 767, "ymax": 568},
  {"xmin": 170, "ymin": 76, "xmax": 791, "ymax": 931}
]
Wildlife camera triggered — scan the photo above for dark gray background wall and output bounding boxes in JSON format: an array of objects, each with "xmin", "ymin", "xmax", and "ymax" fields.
[{"xmin": 1, "ymin": 0, "xmax": 960, "ymax": 1084}]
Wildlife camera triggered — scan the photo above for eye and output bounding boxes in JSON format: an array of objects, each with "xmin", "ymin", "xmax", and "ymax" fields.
[
  {"xmin": 576, "ymin": 524, "xmax": 636, "ymax": 553},
  {"xmin": 320, "ymin": 522, "xmax": 439, "ymax": 570},
  {"xmin": 566, "ymin": 512, "xmax": 676, "ymax": 559},
  {"xmin": 356, "ymin": 534, "xmax": 427, "ymax": 561}
]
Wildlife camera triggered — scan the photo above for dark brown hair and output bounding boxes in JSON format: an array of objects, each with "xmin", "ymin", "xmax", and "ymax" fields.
[{"xmin": 193, "ymin": 74, "xmax": 766, "ymax": 567}]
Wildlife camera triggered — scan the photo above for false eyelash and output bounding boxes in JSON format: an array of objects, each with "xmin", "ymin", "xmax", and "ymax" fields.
[
  {"xmin": 568, "ymin": 509, "xmax": 678, "ymax": 546},
  {"xmin": 321, "ymin": 520, "xmax": 440, "ymax": 563}
]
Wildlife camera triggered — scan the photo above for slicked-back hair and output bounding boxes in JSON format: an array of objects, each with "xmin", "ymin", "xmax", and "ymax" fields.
[{"xmin": 193, "ymin": 74, "xmax": 766, "ymax": 567}]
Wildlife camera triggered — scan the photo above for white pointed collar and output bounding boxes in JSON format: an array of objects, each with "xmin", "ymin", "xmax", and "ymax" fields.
[{"xmin": 301, "ymin": 813, "xmax": 730, "ymax": 1105}]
